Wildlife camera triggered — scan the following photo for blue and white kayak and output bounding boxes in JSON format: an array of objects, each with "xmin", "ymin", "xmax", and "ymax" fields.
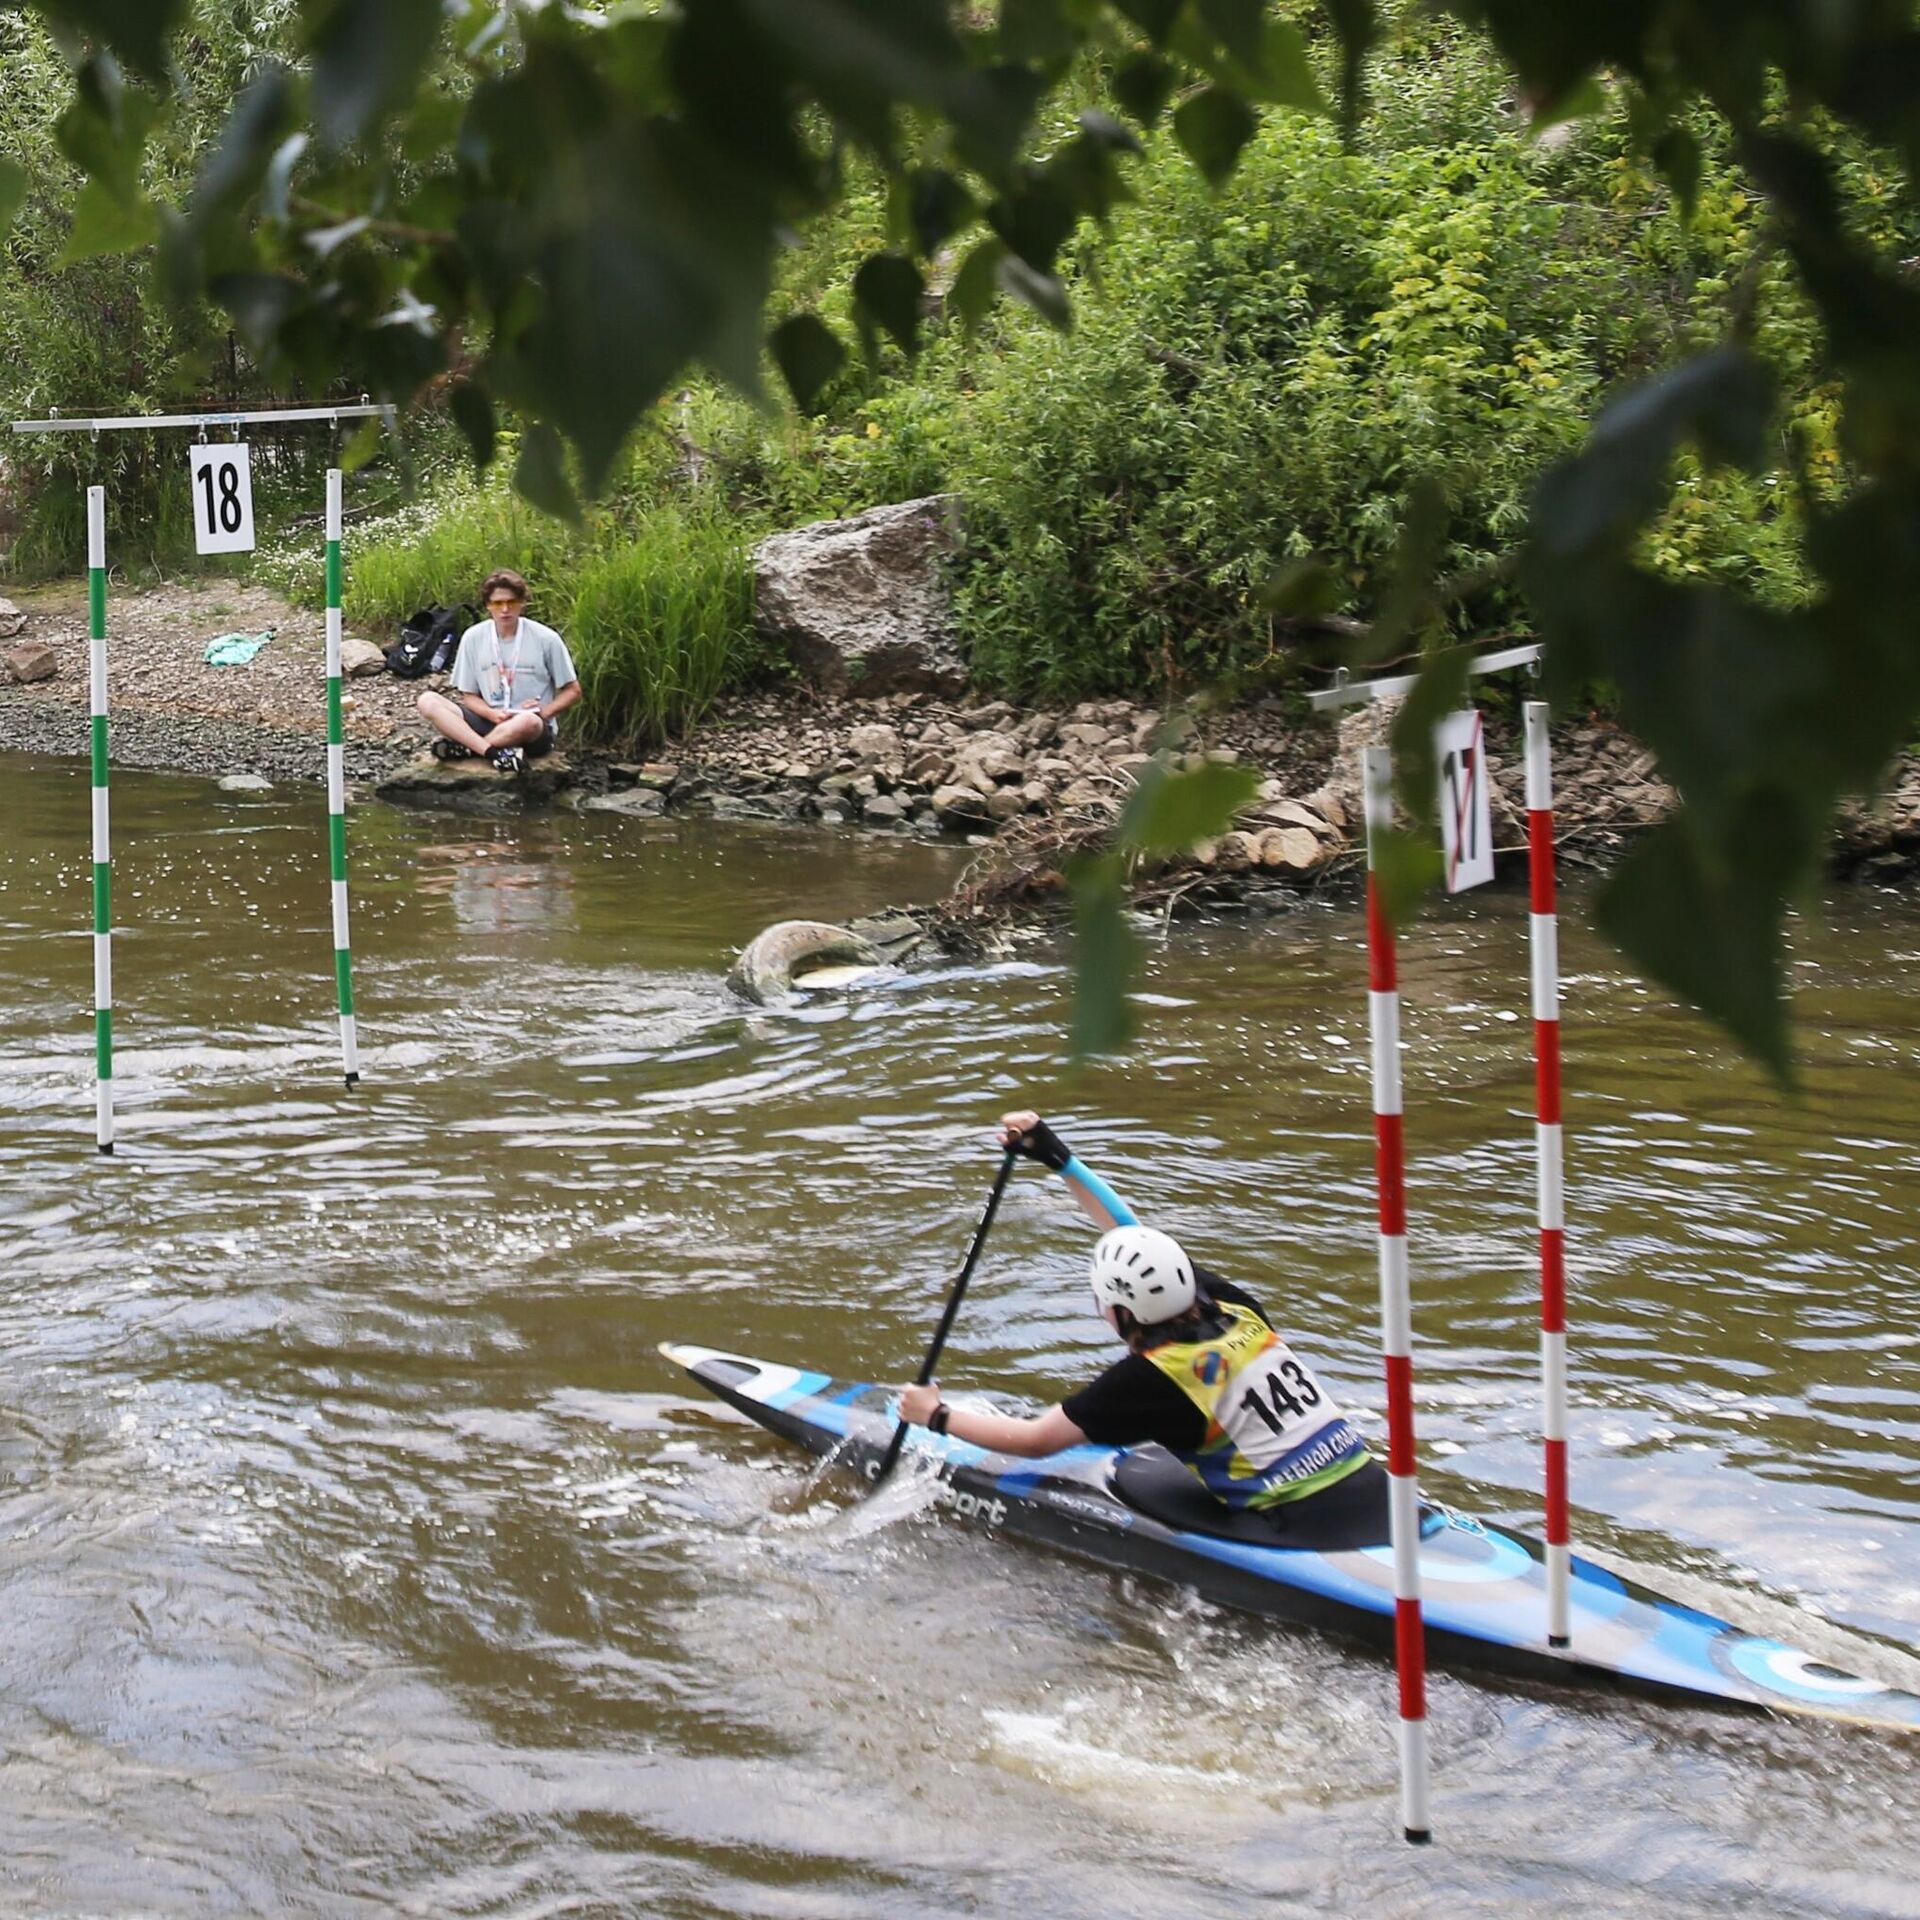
[{"xmin": 662, "ymin": 1342, "xmax": 1920, "ymax": 1735}]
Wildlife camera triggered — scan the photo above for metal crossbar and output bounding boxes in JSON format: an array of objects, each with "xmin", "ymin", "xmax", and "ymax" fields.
[
  {"xmin": 1308, "ymin": 642, "xmax": 1542, "ymax": 711},
  {"xmin": 11, "ymin": 404, "xmax": 394, "ymax": 435}
]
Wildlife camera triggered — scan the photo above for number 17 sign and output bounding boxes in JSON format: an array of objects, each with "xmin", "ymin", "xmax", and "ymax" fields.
[
  {"xmin": 1436, "ymin": 708, "xmax": 1494, "ymax": 893},
  {"xmin": 189, "ymin": 443, "xmax": 256, "ymax": 555}
]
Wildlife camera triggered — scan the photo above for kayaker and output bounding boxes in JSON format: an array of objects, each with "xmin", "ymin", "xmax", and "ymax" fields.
[{"xmin": 898, "ymin": 1111, "xmax": 1390, "ymax": 1547}]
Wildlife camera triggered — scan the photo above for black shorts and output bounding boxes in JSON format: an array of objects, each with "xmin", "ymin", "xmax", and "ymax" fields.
[{"xmin": 470, "ymin": 711, "xmax": 557, "ymax": 757}]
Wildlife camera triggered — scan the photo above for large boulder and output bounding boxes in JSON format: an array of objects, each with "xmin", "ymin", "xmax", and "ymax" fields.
[{"xmin": 754, "ymin": 495, "xmax": 967, "ymax": 697}]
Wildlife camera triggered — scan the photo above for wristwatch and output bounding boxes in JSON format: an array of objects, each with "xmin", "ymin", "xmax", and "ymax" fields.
[{"xmin": 929, "ymin": 1403, "xmax": 952, "ymax": 1436}]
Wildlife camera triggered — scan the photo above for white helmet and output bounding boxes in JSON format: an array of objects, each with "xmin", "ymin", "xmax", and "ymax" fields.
[{"xmin": 1089, "ymin": 1225, "xmax": 1196, "ymax": 1326}]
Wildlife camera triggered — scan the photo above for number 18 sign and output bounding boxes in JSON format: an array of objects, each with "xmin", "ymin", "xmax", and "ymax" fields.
[
  {"xmin": 189, "ymin": 443, "xmax": 256, "ymax": 555},
  {"xmin": 1436, "ymin": 708, "xmax": 1494, "ymax": 893}
]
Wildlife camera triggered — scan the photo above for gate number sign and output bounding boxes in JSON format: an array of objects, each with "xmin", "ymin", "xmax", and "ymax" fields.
[
  {"xmin": 189, "ymin": 443, "xmax": 256, "ymax": 555},
  {"xmin": 1436, "ymin": 708, "xmax": 1494, "ymax": 893}
]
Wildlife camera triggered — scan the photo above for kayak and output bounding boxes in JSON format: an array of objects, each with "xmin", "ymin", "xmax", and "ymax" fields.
[{"xmin": 662, "ymin": 1342, "xmax": 1920, "ymax": 1735}]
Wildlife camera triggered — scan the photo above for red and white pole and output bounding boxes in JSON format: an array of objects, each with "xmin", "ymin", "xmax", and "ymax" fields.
[
  {"xmin": 1361, "ymin": 745, "xmax": 1431, "ymax": 1844},
  {"xmin": 1524, "ymin": 702, "xmax": 1571, "ymax": 1647}
]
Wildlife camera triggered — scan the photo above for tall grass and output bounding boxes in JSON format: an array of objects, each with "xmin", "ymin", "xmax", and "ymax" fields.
[
  {"xmin": 343, "ymin": 484, "xmax": 579, "ymax": 631},
  {"xmin": 566, "ymin": 505, "xmax": 758, "ymax": 751}
]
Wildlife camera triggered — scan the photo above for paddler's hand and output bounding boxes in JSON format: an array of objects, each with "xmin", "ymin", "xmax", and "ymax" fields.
[
  {"xmin": 1000, "ymin": 1110, "xmax": 1071, "ymax": 1171},
  {"xmin": 899, "ymin": 1382, "xmax": 943, "ymax": 1427}
]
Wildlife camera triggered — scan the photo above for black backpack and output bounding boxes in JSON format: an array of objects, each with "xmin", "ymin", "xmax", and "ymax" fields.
[{"xmin": 386, "ymin": 603, "xmax": 475, "ymax": 679}]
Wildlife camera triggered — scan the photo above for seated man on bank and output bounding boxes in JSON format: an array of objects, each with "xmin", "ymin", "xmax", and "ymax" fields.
[
  {"xmin": 416, "ymin": 568, "xmax": 581, "ymax": 774},
  {"xmin": 898, "ymin": 1110, "xmax": 1391, "ymax": 1549}
]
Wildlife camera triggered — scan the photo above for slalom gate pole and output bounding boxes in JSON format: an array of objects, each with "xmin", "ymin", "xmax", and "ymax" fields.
[
  {"xmin": 1524, "ymin": 702, "xmax": 1570, "ymax": 1646},
  {"xmin": 1361, "ymin": 745, "xmax": 1431, "ymax": 1844},
  {"xmin": 324, "ymin": 468, "xmax": 360, "ymax": 1087},
  {"xmin": 87, "ymin": 486, "xmax": 115, "ymax": 1155}
]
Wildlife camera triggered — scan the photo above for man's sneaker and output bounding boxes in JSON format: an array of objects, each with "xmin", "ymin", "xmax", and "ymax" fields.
[
  {"xmin": 431, "ymin": 737, "xmax": 472, "ymax": 762},
  {"xmin": 486, "ymin": 745, "xmax": 525, "ymax": 775}
]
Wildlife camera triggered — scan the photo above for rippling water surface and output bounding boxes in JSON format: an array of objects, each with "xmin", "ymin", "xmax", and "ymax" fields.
[{"xmin": 2, "ymin": 749, "xmax": 1917, "ymax": 1917}]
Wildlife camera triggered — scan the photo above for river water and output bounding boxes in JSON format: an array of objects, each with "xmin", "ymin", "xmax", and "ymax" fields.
[{"xmin": 1, "ymin": 748, "xmax": 1916, "ymax": 1918}]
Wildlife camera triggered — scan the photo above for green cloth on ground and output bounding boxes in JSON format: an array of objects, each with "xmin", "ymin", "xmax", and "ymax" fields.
[{"xmin": 203, "ymin": 630, "xmax": 274, "ymax": 666}]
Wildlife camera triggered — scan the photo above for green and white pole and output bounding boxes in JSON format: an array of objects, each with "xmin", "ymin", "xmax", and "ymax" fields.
[
  {"xmin": 87, "ymin": 484, "xmax": 114, "ymax": 1154},
  {"xmin": 324, "ymin": 467, "xmax": 360, "ymax": 1087}
]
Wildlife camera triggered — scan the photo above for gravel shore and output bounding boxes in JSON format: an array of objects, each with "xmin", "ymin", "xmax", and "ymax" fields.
[{"xmin": 0, "ymin": 578, "xmax": 423, "ymax": 783}]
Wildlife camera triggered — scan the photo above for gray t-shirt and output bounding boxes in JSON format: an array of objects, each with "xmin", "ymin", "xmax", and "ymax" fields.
[{"xmin": 452, "ymin": 616, "xmax": 579, "ymax": 722}]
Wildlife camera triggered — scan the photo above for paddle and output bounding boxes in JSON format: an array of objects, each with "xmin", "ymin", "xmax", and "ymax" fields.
[{"xmin": 871, "ymin": 1145, "xmax": 1019, "ymax": 1488}]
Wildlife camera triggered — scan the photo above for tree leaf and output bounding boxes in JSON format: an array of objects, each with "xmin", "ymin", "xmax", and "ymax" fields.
[
  {"xmin": 1385, "ymin": 644, "xmax": 1471, "ymax": 838},
  {"xmin": 948, "ymin": 63, "xmax": 1050, "ymax": 185},
  {"xmin": 189, "ymin": 66, "xmax": 294, "ymax": 229},
  {"xmin": 1322, "ymin": 0, "xmax": 1378, "ymax": 133},
  {"xmin": 999, "ymin": 0, "xmax": 1079, "ymax": 63},
  {"xmin": 1069, "ymin": 852, "xmax": 1137, "ymax": 1057},
  {"xmin": 1045, "ymin": 124, "xmax": 1138, "ymax": 225},
  {"xmin": 770, "ymin": 312, "xmax": 847, "ymax": 411},
  {"xmin": 1118, "ymin": 756, "xmax": 1260, "ymax": 857},
  {"xmin": 261, "ymin": 132, "xmax": 310, "ymax": 227},
  {"xmin": 1242, "ymin": 20, "xmax": 1327, "ymax": 112},
  {"xmin": 307, "ymin": 0, "xmax": 444, "ymax": 148},
  {"xmin": 1651, "ymin": 124, "xmax": 1700, "ymax": 224},
  {"xmin": 989, "ymin": 174, "xmax": 1078, "ymax": 270},
  {"xmin": 210, "ymin": 271, "xmax": 302, "ymax": 352},
  {"xmin": 1257, "ymin": 557, "xmax": 1342, "ymax": 617},
  {"xmin": 513, "ymin": 421, "xmax": 583, "ymax": 525},
  {"xmin": 1527, "ymin": 347, "xmax": 1772, "ymax": 568},
  {"xmin": 56, "ymin": 55, "xmax": 159, "ymax": 203},
  {"xmin": 1595, "ymin": 807, "xmax": 1805, "ymax": 1085},
  {"xmin": 1112, "ymin": 53, "xmax": 1176, "ymax": 127},
  {"xmin": 1530, "ymin": 73, "xmax": 1606, "ymax": 134},
  {"xmin": 1369, "ymin": 821, "xmax": 1444, "ymax": 926},
  {"xmin": 1196, "ymin": 0, "xmax": 1264, "ymax": 70},
  {"xmin": 1360, "ymin": 475, "xmax": 1450, "ymax": 664},
  {"xmin": 949, "ymin": 235, "xmax": 1007, "ymax": 336},
  {"xmin": 48, "ymin": 0, "xmax": 189, "ymax": 81},
  {"xmin": 906, "ymin": 167, "xmax": 975, "ymax": 256},
  {"xmin": 995, "ymin": 249, "xmax": 1070, "ymax": 330},
  {"xmin": 1113, "ymin": 0, "xmax": 1183, "ymax": 48},
  {"xmin": 0, "ymin": 159, "xmax": 29, "ymax": 234},
  {"xmin": 1067, "ymin": 754, "xmax": 1258, "ymax": 1056},
  {"xmin": 852, "ymin": 251, "xmax": 923, "ymax": 355},
  {"xmin": 1173, "ymin": 86, "xmax": 1257, "ymax": 188},
  {"xmin": 338, "ymin": 416, "xmax": 385, "ymax": 473},
  {"xmin": 449, "ymin": 380, "xmax": 497, "ymax": 469},
  {"xmin": 56, "ymin": 178, "xmax": 160, "ymax": 261}
]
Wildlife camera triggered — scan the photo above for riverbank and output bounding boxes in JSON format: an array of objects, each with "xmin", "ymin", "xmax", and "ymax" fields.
[{"xmin": 5, "ymin": 577, "xmax": 1918, "ymax": 918}]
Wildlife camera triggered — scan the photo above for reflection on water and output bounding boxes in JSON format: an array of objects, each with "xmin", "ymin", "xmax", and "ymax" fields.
[
  {"xmin": 421, "ymin": 839, "xmax": 580, "ymax": 935},
  {"xmin": 0, "ymin": 749, "xmax": 1918, "ymax": 1917}
]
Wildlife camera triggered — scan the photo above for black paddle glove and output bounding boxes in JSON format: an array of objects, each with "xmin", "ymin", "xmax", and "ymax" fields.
[{"xmin": 1008, "ymin": 1118, "xmax": 1072, "ymax": 1172}]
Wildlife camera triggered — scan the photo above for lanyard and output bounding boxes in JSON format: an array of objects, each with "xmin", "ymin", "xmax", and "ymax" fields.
[{"xmin": 490, "ymin": 626, "xmax": 525, "ymax": 708}]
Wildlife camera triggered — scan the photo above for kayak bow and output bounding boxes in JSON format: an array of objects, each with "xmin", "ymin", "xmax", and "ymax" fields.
[{"xmin": 662, "ymin": 1342, "xmax": 1920, "ymax": 1735}]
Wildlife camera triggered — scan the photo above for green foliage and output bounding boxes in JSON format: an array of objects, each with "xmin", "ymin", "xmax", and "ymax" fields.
[
  {"xmin": 0, "ymin": 5, "xmax": 408, "ymax": 577},
  {"xmin": 948, "ymin": 84, "xmax": 1612, "ymax": 697}
]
